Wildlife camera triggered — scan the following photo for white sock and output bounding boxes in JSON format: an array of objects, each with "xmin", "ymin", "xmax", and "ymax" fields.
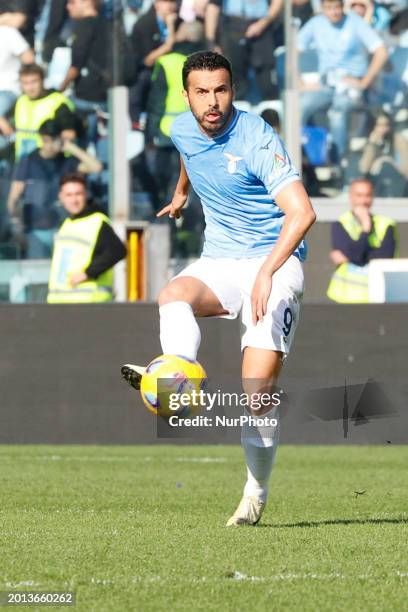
[
  {"xmin": 159, "ymin": 301, "xmax": 201, "ymax": 360},
  {"xmin": 241, "ymin": 406, "xmax": 280, "ymax": 503}
]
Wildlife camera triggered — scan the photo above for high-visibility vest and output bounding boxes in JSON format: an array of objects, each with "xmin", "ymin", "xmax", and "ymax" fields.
[
  {"xmin": 14, "ymin": 92, "xmax": 74, "ymax": 160},
  {"xmin": 327, "ymin": 212, "xmax": 396, "ymax": 303},
  {"xmin": 155, "ymin": 53, "xmax": 188, "ymax": 138},
  {"xmin": 47, "ymin": 212, "xmax": 114, "ymax": 304}
]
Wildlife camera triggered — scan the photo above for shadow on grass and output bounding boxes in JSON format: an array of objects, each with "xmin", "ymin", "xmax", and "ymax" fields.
[{"xmin": 260, "ymin": 517, "xmax": 408, "ymax": 529}]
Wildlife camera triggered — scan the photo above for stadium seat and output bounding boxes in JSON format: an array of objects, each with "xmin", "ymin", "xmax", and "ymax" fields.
[
  {"xmin": 233, "ymin": 100, "xmax": 253, "ymax": 113},
  {"xmin": 274, "ymin": 46, "xmax": 320, "ymax": 91},
  {"xmin": 45, "ymin": 47, "xmax": 72, "ymax": 90}
]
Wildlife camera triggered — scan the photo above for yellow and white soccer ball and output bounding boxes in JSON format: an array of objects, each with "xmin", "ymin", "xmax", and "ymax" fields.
[{"xmin": 140, "ymin": 354, "xmax": 207, "ymax": 418}]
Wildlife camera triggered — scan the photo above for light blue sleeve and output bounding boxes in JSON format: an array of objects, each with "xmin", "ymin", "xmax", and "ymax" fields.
[
  {"xmin": 297, "ymin": 16, "xmax": 317, "ymax": 52},
  {"xmin": 353, "ymin": 14, "xmax": 384, "ymax": 52},
  {"xmin": 247, "ymin": 121, "xmax": 300, "ymax": 199}
]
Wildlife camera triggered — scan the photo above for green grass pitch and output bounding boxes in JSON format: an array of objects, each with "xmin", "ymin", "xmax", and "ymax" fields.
[{"xmin": 0, "ymin": 445, "xmax": 407, "ymax": 611}]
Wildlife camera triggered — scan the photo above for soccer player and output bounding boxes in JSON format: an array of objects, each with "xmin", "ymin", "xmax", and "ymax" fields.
[{"xmin": 122, "ymin": 51, "xmax": 316, "ymax": 526}]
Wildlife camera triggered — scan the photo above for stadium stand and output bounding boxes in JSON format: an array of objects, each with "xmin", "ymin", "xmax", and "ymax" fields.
[{"xmin": 0, "ymin": 0, "xmax": 406, "ymax": 303}]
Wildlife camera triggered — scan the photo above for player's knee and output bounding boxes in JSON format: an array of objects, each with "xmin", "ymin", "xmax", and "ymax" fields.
[{"xmin": 158, "ymin": 280, "xmax": 191, "ymax": 307}]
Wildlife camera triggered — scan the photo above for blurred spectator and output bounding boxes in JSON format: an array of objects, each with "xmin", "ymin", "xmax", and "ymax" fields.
[
  {"xmin": 47, "ymin": 172, "xmax": 126, "ymax": 303},
  {"xmin": 292, "ymin": 0, "xmax": 314, "ymax": 25},
  {"xmin": 0, "ymin": 63, "xmax": 76, "ymax": 161},
  {"xmin": 359, "ymin": 111, "xmax": 408, "ymax": 196},
  {"xmin": 123, "ymin": 0, "xmax": 144, "ymax": 35},
  {"xmin": 205, "ymin": 0, "xmax": 280, "ymax": 100},
  {"xmin": 0, "ymin": 24, "xmax": 34, "ymax": 117},
  {"xmin": 260, "ymin": 107, "xmax": 281, "ymax": 132},
  {"xmin": 389, "ymin": 7, "xmax": 408, "ymax": 42},
  {"xmin": 345, "ymin": 0, "xmax": 391, "ymax": 32},
  {"xmin": 145, "ymin": 20, "xmax": 202, "ymax": 144},
  {"xmin": 298, "ymin": 0, "xmax": 388, "ymax": 162},
  {"xmin": 60, "ymin": 0, "xmax": 109, "ymax": 143},
  {"xmin": 380, "ymin": 0, "xmax": 406, "ymax": 15},
  {"xmin": 145, "ymin": 20, "xmax": 203, "ymax": 204},
  {"xmin": 261, "ymin": 105, "xmax": 322, "ymax": 195},
  {"xmin": 180, "ymin": 0, "xmax": 209, "ymax": 22},
  {"xmin": 41, "ymin": 0, "xmax": 71, "ymax": 64},
  {"xmin": 129, "ymin": 0, "xmax": 180, "ymax": 123},
  {"xmin": 7, "ymin": 119, "xmax": 102, "ymax": 258},
  {"xmin": 0, "ymin": 0, "xmax": 42, "ymax": 48},
  {"xmin": 327, "ymin": 177, "xmax": 397, "ymax": 302}
]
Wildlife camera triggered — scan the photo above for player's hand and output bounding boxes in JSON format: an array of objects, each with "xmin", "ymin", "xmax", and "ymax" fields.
[
  {"xmin": 69, "ymin": 271, "xmax": 88, "ymax": 287},
  {"xmin": 251, "ymin": 268, "xmax": 273, "ymax": 325},
  {"xmin": 156, "ymin": 193, "xmax": 188, "ymax": 219}
]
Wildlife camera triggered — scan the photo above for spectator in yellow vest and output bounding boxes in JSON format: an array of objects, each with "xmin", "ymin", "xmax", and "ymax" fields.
[
  {"xmin": 47, "ymin": 172, "xmax": 126, "ymax": 303},
  {"xmin": 145, "ymin": 20, "xmax": 204, "ymax": 205},
  {"xmin": 327, "ymin": 178, "xmax": 397, "ymax": 302},
  {"xmin": 0, "ymin": 63, "xmax": 77, "ymax": 160}
]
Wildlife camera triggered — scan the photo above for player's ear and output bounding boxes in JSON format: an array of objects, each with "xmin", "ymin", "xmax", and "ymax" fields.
[
  {"xmin": 182, "ymin": 89, "xmax": 190, "ymax": 107},
  {"xmin": 232, "ymin": 83, "xmax": 236, "ymax": 101}
]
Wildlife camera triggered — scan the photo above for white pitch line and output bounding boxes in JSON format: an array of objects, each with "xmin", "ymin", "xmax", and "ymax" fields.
[
  {"xmin": 175, "ymin": 457, "xmax": 227, "ymax": 463},
  {"xmin": 77, "ymin": 571, "xmax": 408, "ymax": 586}
]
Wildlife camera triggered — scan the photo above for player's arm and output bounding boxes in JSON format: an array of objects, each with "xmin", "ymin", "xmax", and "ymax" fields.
[
  {"xmin": 156, "ymin": 156, "xmax": 191, "ymax": 219},
  {"xmin": 251, "ymin": 181, "xmax": 316, "ymax": 324},
  {"xmin": 264, "ymin": 181, "xmax": 316, "ymax": 275}
]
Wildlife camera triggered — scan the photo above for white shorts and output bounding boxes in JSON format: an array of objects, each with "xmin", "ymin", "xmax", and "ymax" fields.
[{"xmin": 175, "ymin": 255, "xmax": 304, "ymax": 354}]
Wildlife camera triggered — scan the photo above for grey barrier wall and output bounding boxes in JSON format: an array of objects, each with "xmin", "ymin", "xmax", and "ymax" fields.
[{"xmin": 0, "ymin": 304, "xmax": 407, "ymax": 445}]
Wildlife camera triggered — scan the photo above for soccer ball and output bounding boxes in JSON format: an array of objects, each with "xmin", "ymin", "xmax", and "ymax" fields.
[{"xmin": 140, "ymin": 354, "xmax": 207, "ymax": 418}]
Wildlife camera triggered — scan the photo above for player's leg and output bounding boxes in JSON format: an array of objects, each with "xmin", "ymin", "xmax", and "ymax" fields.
[
  {"xmin": 226, "ymin": 349, "xmax": 283, "ymax": 526},
  {"xmin": 122, "ymin": 257, "xmax": 242, "ymax": 389},
  {"xmin": 158, "ymin": 276, "xmax": 229, "ymax": 360},
  {"xmin": 227, "ymin": 255, "xmax": 304, "ymax": 526}
]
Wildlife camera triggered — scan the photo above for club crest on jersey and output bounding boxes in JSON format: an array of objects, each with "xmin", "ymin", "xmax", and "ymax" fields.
[
  {"xmin": 275, "ymin": 153, "xmax": 286, "ymax": 168},
  {"xmin": 224, "ymin": 153, "xmax": 243, "ymax": 174},
  {"xmin": 269, "ymin": 153, "xmax": 287, "ymax": 180}
]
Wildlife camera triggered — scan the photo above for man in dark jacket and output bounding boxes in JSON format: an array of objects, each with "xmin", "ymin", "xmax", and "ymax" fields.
[
  {"xmin": 327, "ymin": 178, "xmax": 397, "ymax": 302},
  {"xmin": 60, "ymin": 0, "xmax": 109, "ymax": 105}
]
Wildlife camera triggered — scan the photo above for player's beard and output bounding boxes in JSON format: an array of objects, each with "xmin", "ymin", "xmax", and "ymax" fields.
[{"xmin": 193, "ymin": 103, "xmax": 234, "ymax": 136}]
